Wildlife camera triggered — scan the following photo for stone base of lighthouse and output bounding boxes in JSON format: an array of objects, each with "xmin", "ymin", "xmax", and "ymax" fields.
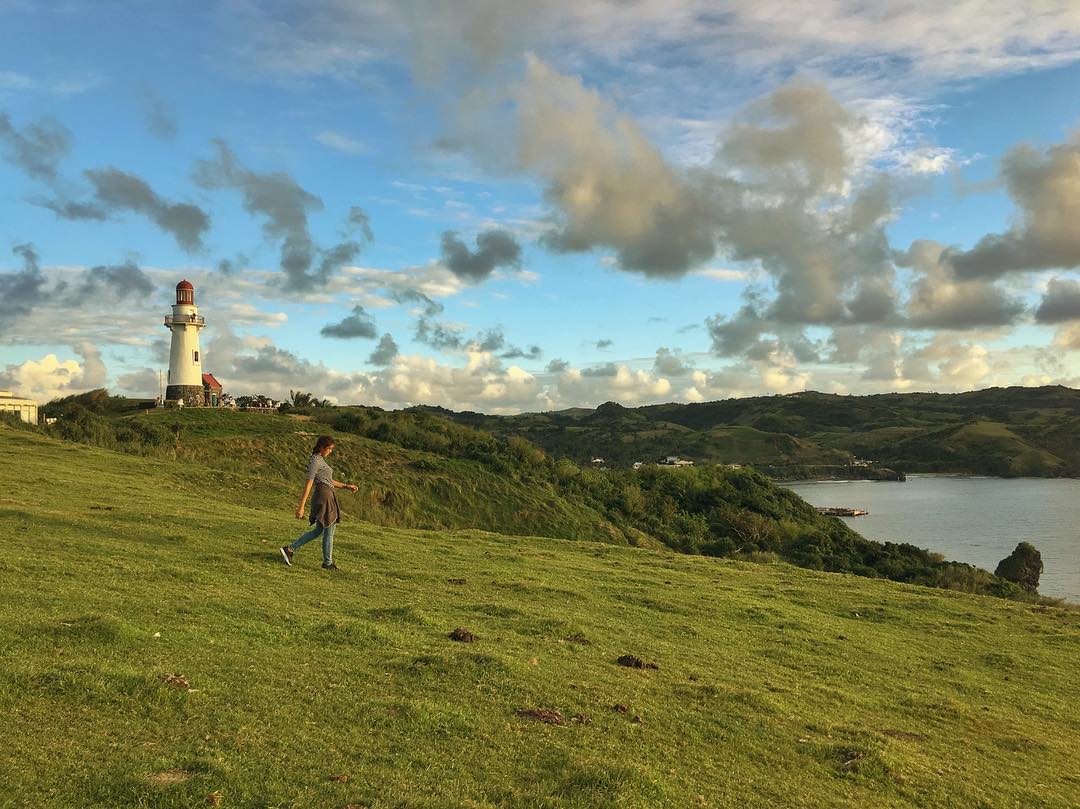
[{"xmin": 166, "ymin": 384, "xmax": 205, "ymax": 407}]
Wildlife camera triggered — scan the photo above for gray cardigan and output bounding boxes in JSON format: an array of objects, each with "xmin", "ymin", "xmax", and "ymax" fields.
[{"xmin": 309, "ymin": 482, "xmax": 340, "ymax": 528}]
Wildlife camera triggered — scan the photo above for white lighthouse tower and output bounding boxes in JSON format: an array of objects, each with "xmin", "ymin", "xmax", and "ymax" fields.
[{"xmin": 164, "ymin": 279, "xmax": 206, "ymax": 406}]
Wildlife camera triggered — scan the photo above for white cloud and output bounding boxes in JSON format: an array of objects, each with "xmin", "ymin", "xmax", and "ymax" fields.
[
  {"xmin": 899, "ymin": 146, "xmax": 965, "ymax": 175},
  {"xmin": 693, "ymin": 267, "xmax": 750, "ymax": 282},
  {"xmin": 756, "ymin": 349, "xmax": 811, "ymax": 394},
  {"xmin": 0, "ymin": 70, "xmax": 34, "ymax": 93},
  {"xmin": 337, "ymin": 263, "xmax": 469, "ymax": 301},
  {"xmin": 0, "ymin": 69, "xmax": 104, "ymax": 96},
  {"xmin": 1053, "ymin": 322, "xmax": 1080, "ymax": 350},
  {"xmin": 226, "ymin": 302, "xmax": 288, "ymax": 325},
  {"xmin": 315, "ymin": 130, "xmax": 368, "ymax": 155},
  {"xmin": 2, "ymin": 343, "xmax": 106, "ymax": 402}
]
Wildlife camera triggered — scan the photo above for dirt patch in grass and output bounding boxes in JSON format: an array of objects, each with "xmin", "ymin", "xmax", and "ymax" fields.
[
  {"xmin": 515, "ymin": 707, "xmax": 565, "ymax": 725},
  {"xmin": 447, "ymin": 577, "xmax": 467, "ymax": 585},
  {"xmin": 827, "ymin": 744, "xmax": 891, "ymax": 781},
  {"xmin": 449, "ymin": 627, "xmax": 477, "ymax": 642},
  {"xmin": 616, "ymin": 654, "xmax": 658, "ymax": 670},
  {"xmin": 161, "ymin": 673, "xmax": 191, "ymax": 689},
  {"xmin": 144, "ymin": 769, "xmax": 194, "ymax": 787}
]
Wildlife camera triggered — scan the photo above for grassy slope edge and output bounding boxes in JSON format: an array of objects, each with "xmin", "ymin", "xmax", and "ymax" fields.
[{"xmin": 1, "ymin": 428, "xmax": 1078, "ymax": 808}]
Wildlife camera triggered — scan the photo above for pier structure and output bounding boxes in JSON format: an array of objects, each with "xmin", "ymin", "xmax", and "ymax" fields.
[{"xmin": 816, "ymin": 506, "xmax": 869, "ymax": 517}]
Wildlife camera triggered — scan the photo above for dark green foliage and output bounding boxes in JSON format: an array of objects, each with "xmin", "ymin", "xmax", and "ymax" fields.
[
  {"xmin": 0, "ymin": 411, "xmax": 36, "ymax": 431},
  {"xmin": 42, "ymin": 403, "xmax": 172, "ymax": 452},
  {"xmin": 41, "ymin": 388, "xmax": 150, "ymax": 418},
  {"xmin": 235, "ymin": 394, "xmax": 276, "ymax": 408},
  {"xmin": 995, "ymin": 542, "xmax": 1044, "ymax": 593}
]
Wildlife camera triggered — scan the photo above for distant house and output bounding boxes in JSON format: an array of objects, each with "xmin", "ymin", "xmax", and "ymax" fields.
[
  {"xmin": 660, "ymin": 455, "xmax": 694, "ymax": 467},
  {"xmin": 202, "ymin": 373, "xmax": 223, "ymax": 407},
  {"xmin": 632, "ymin": 461, "xmax": 644, "ymax": 469},
  {"xmin": 591, "ymin": 457, "xmax": 605, "ymax": 465},
  {"xmin": 0, "ymin": 390, "xmax": 37, "ymax": 425}
]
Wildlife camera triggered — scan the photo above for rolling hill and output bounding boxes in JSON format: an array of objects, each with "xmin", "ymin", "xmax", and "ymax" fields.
[
  {"xmin": 418, "ymin": 386, "xmax": 1080, "ymax": 477},
  {"xmin": 19, "ymin": 396, "xmax": 1035, "ymax": 600},
  {"xmin": 1, "ymin": 426, "xmax": 1078, "ymax": 807}
]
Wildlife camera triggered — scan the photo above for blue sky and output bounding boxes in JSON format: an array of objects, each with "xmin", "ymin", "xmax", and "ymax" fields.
[{"xmin": 2, "ymin": 1, "xmax": 1080, "ymax": 411}]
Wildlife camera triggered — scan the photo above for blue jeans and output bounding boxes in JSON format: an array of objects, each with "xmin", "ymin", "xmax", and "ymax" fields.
[{"xmin": 289, "ymin": 522, "xmax": 336, "ymax": 565}]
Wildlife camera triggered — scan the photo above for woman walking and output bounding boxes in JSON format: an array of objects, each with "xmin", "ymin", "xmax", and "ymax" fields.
[{"xmin": 280, "ymin": 435, "xmax": 358, "ymax": 570}]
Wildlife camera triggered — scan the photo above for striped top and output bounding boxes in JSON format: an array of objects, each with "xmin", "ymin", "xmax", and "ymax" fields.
[{"xmin": 306, "ymin": 454, "xmax": 333, "ymax": 487}]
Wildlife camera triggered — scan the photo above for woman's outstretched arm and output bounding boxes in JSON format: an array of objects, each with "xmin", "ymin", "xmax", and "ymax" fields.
[{"xmin": 332, "ymin": 478, "xmax": 359, "ymax": 492}]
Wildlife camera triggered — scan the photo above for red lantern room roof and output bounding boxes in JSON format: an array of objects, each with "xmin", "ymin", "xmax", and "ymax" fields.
[{"xmin": 175, "ymin": 279, "xmax": 195, "ymax": 305}]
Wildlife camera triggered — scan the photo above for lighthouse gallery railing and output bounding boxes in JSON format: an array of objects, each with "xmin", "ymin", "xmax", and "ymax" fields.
[{"xmin": 164, "ymin": 314, "xmax": 205, "ymax": 326}]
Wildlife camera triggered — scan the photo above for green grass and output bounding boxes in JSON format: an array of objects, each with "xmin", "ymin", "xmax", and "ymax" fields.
[{"xmin": 2, "ymin": 427, "xmax": 1079, "ymax": 807}]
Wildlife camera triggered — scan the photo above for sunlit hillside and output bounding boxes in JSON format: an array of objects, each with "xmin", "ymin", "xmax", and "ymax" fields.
[{"xmin": 1, "ymin": 426, "xmax": 1078, "ymax": 808}]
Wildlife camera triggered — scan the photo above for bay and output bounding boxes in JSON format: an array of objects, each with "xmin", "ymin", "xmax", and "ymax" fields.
[{"xmin": 783, "ymin": 475, "xmax": 1080, "ymax": 602}]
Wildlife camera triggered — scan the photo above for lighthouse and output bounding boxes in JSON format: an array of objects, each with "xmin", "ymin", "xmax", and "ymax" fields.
[{"xmin": 164, "ymin": 279, "xmax": 207, "ymax": 406}]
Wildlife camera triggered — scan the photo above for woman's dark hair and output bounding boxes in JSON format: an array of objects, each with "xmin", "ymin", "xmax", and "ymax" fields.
[{"xmin": 312, "ymin": 435, "xmax": 336, "ymax": 455}]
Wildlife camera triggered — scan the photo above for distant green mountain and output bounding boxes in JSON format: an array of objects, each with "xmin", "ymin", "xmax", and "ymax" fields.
[{"xmin": 415, "ymin": 386, "xmax": 1080, "ymax": 478}]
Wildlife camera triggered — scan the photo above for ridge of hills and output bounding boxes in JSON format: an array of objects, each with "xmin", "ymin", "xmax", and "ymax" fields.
[
  {"xmin": 1, "ymin": 424, "xmax": 1078, "ymax": 807},
  {"xmin": 414, "ymin": 385, "xmax": 1080, "ymax": 478}
]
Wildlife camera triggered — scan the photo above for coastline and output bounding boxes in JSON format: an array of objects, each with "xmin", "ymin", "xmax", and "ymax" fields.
[{"xmin": 783, "ymin": 475, "xmax": 1080, "ymax": 603}]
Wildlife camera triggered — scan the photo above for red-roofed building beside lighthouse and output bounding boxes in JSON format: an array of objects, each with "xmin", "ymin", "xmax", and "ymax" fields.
[{"xmin": 202, "ymin": 373, "xmax": 223, "ymax": 407}]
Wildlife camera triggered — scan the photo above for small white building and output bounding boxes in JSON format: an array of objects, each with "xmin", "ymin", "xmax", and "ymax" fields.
[
  {"xmin": 661, "ymin": 455, "xmax": 694, "ymax": 467},
  {"xmin": 0, "ymin": 390, "xmax": 38, "ymax": 425}
]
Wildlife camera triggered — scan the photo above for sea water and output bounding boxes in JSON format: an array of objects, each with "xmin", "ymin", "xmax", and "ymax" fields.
[{"xmin": 784, "ymin": 475, "xmax": 1080, "ymax": 602}]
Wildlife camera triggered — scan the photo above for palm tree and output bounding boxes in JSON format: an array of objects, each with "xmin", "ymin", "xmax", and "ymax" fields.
[{"xmin": 290, "ymin": 390, "xmax": 315, "ymax": 407}]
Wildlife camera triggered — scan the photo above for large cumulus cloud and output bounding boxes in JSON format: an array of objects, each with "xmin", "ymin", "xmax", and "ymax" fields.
[
  {"xmin": 949, "ymin": 135, "xmax": 1080, "ymax": 279},
  {"xmin": 516, "ymin": 56, "xmax": 719, "ymax": 278}
]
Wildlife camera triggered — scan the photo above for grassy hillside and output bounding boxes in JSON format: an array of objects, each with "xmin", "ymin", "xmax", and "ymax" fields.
[
  {"xmin": 1, "ymin": 427, "xmax": 1078, "ymax": 807},
  {"xmin": 26, "ymin": 400, "xmax": 1033, "ymax": 599},
  {"xmin": 423, "ymin": 386, "xmax": 1080, "ymax": 477}
]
